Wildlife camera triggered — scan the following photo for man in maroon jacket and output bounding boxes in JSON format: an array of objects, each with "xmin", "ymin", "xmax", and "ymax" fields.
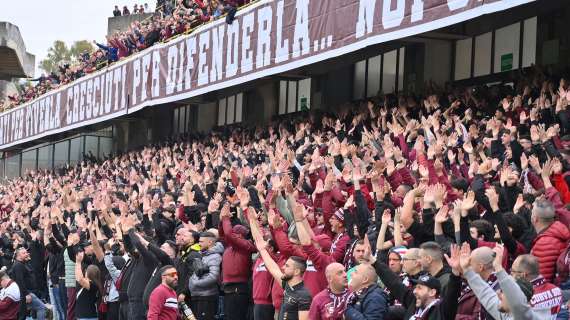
[
  {"xmin": 0, "ymin": 269, "xmax": 20, "ymax": 320},
  {"xmin": 219, "ymin": 204, "xmax": 257, "ymax": 320},
  {"xmin": 309, "ymin": 263, "xmax": 349, "ymax": 320}
]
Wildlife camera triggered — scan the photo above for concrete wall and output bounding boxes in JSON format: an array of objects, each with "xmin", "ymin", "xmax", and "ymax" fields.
[
  {"xmin": 107, "ymin": 13, "xmax": 154, "ymax": 36},
  {"xmin": 0, "ymin": 80, "xmax": 17, "ymax": 100},
  {"xmin": 0, "ymin": 22, "xmax": 35, "ymax": 80}
]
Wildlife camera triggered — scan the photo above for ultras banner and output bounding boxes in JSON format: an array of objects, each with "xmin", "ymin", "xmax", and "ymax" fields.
[{"xmin": 0, "ymin": 0, "xmax": 533, "ymax": 149}]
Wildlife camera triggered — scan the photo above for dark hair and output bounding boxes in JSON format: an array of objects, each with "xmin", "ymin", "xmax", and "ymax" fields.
[
  {"xmin": 199, "ymin": 231, "xmax": 216, "ymax": 239},
  {"xmin": 502, "ymin": 212, "xmax": 527, "ymax": 240},
  {"xmin": 419, "ymin": 242, "xmax": 443, "ymax": 261},
  {"xmin": 289, "ymin": 256, "xmax": 307, "ymax": 274},
  {"xmin": 159, "ymin": 265, "xmax": 176, "ymax": 276},
  {"xmin": 469, "ymin": 219, "xmax": 495, "ymax": 242},
  {"xmin": 450, "ymin": 178, "xmax": 469, "ymax": 193}
]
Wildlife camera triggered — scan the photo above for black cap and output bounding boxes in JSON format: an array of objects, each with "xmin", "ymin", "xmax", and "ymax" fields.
[{"xmin": 411, "ymin": 274, "xmax": 441, "ymax": 294}]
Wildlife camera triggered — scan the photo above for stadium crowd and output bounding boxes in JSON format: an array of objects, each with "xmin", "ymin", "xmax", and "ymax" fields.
[
  {"xmin": 0, "ymin": 0, "xmax": 252, "ymax": 113},
  {"xmin": 0, "ymin": 65, "xmax": 570, "ymax": 320}
]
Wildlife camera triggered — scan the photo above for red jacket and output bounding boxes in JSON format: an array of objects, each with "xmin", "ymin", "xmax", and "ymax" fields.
[
  {"xmin": 531, "ymin": 221, "xmax": 570, "ymax": 283},
  {"xmin": 219, "ymin": 217, "xmax": 256, "ymax": 284},
  {"xmin": 552, "ymin": 173, "xmax": 570, "ymax": 204}
]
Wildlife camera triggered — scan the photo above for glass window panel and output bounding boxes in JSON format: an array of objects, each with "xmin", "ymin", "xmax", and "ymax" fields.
[
  {"xmin": 494, "ymin": 22, "xmax": 520, "ymax": 73},
  {"xmin": 69, "ymin": 137, "xmax": 83, "ymax": 165},
  {"xmin": 85, "ymin": 136, "xmax": 99, "ymax": 160},
  {"xmin": 474, "ymin": 32, "xmax": 492, "ymax": 77},
  {"xmin": 38, "ymin": 145, "xmax": 53, "ymax": 170},
  {"xmin": 6, "ymin": 154, "xmax": 21, "ymax": 179},
  {"xmin": 218, "ymin": 98, "xmax": 227, "ymax": 126},
  {"xmin": 99, "ymin": 137, "xmax": 113, "ymax": 159},
  {"xmin": 454, "ymin": 38, "xmax": 472, "ymax": 80},
  {"xmin": 227, "ymin": 95, "xmax": 236, "ymax": 125},
  {"xmin": 54, "ymin": 141, "xmax": 69, "ymax": 168},
  {"xmin": 279, "ymin": 81, "xmax": 287, "ymax": 115},
  {"xmin": 353, "ymin": 60, "xmax": 366, "ymax": 99},
  {"xmin": 522, "ymin": 17, "xmax": 537, "ymax": 68},
  {"xmin": 298, "ymin": 78, "xmax": 311, "ymax": 111},
  {"xmin": 235, "ymin": 93, "xmax": 243, "ymax": 123},
  {"xmin": 287, "ymin": 81, "xmax": 297, "ymax": 113},
  {"xmin": 367, "ymin": 55, "xmax": 381, "ymax": 98},
  {"xmin": 21, "ymin": 150, "xmax": 37, "ymax": 174},
  {"xmin": 382, "ymin": 50, "xmax": 397, "ymax": 94},
  {"xmin": 398, "ymin": 47, "xmax": 405, "ymax": 91}
]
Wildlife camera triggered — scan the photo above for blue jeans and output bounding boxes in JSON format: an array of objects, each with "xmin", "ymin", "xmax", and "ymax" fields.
[
  {"xmin": 52, "ymin": 284, "xmax": 66, "ymax": 320},
  {"xmin": 28, "ymin": 293, "xmax": 46, "ymax": 320}
]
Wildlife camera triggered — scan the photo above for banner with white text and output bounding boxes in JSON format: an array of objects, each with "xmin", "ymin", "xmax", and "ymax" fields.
[{"xmin": 0, "ymin": 0, "xmax": 534, "ymax": 149}]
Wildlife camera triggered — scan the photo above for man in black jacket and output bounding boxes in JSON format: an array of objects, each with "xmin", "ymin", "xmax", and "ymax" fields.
[
  {"xmin": 10, "ymin": 247, "xmax": 47, "ymax": 320},
  {"xmin": 373, "ymin": 244, "xmax": 463, "ymax": 320},
  {"xmin": 174, "ymin": 226, "xmax": 201, "ymax": 304}
]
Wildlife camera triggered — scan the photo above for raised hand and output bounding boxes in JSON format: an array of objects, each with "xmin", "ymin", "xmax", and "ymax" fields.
[
  {"xmin": 433, "ymin": 183, "xmax": 447, "ymax": 207},
  {"xmin": 461, "ymin": 191, "xmax": 476, "ymax": 215},
  {"xmin": 444, "ymin": 244, "xmax": 462, "ymax": 276},
  {"xmin": 381, "ymin": 209, "xmax": 391, "ymax": 225},
  {"xmin": 492, "ymin": 244, "xmax": 505, "ymax": 272},
  {"xmin": 513, "ymin": 194, "xmax": 524, "ymax": 214},
  {"xmin": 236, "ymin": 186, "xmax": 250, "ymax": 208},
  {"xmin": 541, "ymin": 159, "xmax": 552, "ymax": 179},
  {"xmin": 459, "ymin": 242, "xmax": 472, "ymax": 271},
  {"xmin": 434, "ymin": 205, "xmax": 449, "ymax": 224},
  {"xmin": 485, "ymin": 188, "xmax": 500, "ymax": 212}
]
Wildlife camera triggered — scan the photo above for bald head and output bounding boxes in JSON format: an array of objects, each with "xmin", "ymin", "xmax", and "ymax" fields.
[
  {"xmin": 325, "ymin": 262, "xmax": 347, "ymax": 293},
  {"xmin": 471, "ymin": 247, "xmax": 495, "ymax": 265},
  {"xmin": 325, "ymin": 263, "xmax": 345, "ymax": 280}
]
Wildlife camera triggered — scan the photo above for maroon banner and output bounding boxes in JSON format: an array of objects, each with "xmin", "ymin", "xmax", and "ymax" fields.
[{"xmin": 0, "ymin": 0, "xmax": 533, "ymax": 149}]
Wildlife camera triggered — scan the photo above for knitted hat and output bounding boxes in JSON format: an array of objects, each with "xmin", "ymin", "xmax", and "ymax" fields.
[
  {"xmin": 389, "ymin": 246, "xmax": 408, "ymax": 259},
  {"xmin": 232, "ymin": 224, "xmax": 249, "ymax": 237},
  {"xmin": 332, "ymin": 208, "xmax": 345, "ymax": 222}
]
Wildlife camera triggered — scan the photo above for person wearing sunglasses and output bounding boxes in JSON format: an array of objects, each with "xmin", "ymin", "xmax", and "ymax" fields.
[{"xmin": 148, "ymin": 265, "xmax": 179, "ymax": 320}]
